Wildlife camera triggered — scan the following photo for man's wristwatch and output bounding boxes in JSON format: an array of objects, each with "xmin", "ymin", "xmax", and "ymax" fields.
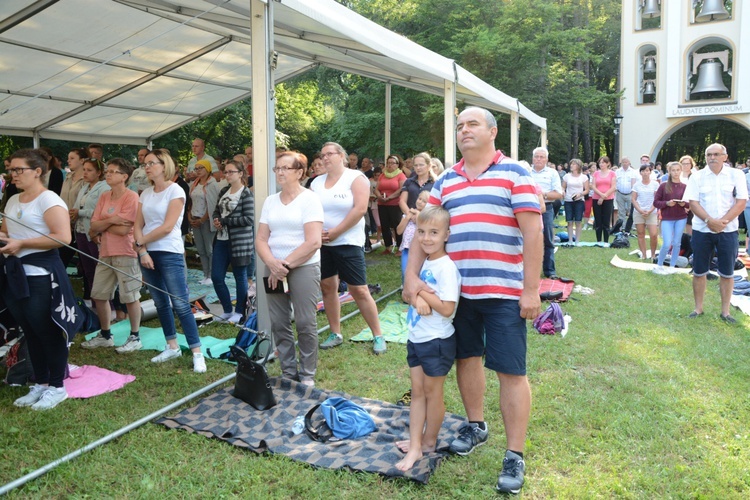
[{"xmin": 135, "ymin": 241, "xmax": 143, "ymax": 248}]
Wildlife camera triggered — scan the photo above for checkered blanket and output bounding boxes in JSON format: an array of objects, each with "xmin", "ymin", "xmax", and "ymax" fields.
[{"xmin": 157, "ymin": 377, "xmax": 466, "ymax": 483}]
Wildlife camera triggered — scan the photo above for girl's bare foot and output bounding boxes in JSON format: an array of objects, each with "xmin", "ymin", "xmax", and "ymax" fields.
[
  {"xmin": 395, "ymin": 449, "xmax": 422, "ymax": 471},
  {"xmin": 396, "ymin": 439, "xmax": 436, "ymax": 454}
]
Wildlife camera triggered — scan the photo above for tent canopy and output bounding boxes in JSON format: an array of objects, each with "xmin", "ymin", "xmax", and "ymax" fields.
[{"xmin": 0, "ymin": 0, "xmax": 545, "ymax": 146}]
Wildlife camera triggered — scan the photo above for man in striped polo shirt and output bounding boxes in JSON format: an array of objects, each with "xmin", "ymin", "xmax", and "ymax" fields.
[{"xmin": 403, "ymin": 107, "xmax": 542, "ymax": 494}]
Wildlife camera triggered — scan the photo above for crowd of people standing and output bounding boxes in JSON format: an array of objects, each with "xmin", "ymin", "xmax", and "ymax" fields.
[{"xmin": 2, "ymin": 121, "xmax": 749, "ymax": 495}]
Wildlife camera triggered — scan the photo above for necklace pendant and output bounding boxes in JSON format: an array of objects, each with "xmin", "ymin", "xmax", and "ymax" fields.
[{"xmin": 17, "ymin": 208, "xmax": 23, "ymax": 219}]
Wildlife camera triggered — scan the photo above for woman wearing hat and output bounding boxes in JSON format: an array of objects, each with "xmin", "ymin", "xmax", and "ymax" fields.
[{"xmin": 189, "ymin": 159, "xmax": 219, "ymax": 284}]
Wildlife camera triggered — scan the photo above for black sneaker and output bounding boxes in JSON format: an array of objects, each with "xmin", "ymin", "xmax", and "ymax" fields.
[
  {"xmin": 449, "ymin": 422, "xmax": 488, "ymax": 455},
  {"xmin": 395, "ymin": 389, "xmax": 411, "ymax": 406},
  {"xmin": 496, "ymin": 450, "xmax": 525, "ymax": 494}
]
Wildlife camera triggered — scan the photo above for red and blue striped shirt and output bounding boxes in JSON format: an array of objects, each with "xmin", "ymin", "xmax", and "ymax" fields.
[{"xmin": 428, "ymin": 151, "xmax": 541, "ymax": 300}]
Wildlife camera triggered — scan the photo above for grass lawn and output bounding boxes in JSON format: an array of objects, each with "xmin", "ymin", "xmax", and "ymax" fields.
[{"xmin": 2, "ymin": 225, "xmax": 750, "ymax": 498}]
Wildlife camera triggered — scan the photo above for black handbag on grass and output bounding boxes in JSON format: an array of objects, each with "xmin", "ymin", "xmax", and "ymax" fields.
[{"xmin": 231, "ymin": 338, "xmax": 276, "ymax": 411}]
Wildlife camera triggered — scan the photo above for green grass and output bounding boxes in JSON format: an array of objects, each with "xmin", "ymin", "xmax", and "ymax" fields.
[{"xmin": 2, "ymin": 229, "xmax": 750, "ymax": 498}]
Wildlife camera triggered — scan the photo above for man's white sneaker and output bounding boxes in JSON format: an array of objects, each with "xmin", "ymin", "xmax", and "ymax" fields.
[
  {"xmin": 151, "ymin": 347, "xmax": 182, "ymax": 363},
  {"xmin": 193, "ymin": 353, "xmax": 207, "ymax": 373},
  {"xmin": 116, "ymin": 335, "xmax": 142, "ymax": 353},
  {"xmin": 199, "ymin": 277, "xmax": 213, "ymax": 285},
  {"xmin": 31, "ymin": 386, "xmax": 68, "ymax": 411},
  {"xmin": 81, "ymin": 334, "xmax": 114, "ymax": 349},
  {"xmin": 14, "ymin": 384, "xmax": 48, "ymax": 407}
]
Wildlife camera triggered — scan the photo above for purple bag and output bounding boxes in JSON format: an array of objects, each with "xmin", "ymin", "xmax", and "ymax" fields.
[{"xmin": 533, "ymin": 303, "xmax": 565, "ymax": 335}]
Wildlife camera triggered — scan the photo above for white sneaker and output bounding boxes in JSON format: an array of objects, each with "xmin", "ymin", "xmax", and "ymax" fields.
[
  {"xmin": 31, "ymin": 386, "xmax": 68, "ymax": 411},
  {"xmin": 227, "ymin": 312, "xmax": 242, "ymax": 323},
  {"xmin": 193, "ymin": 353, "xmax": 207, "ymax": 373},
  {"xmin": 116, "ymin": 335, "xmax": 142, "ymax": 353},
  {"xmin": 199, "ymin": 277, "xmax": 213, "ymax": 285},
  {"xmin": 652, "ymin": 266, "xmax": 666, "ymax": 275},
  {"xmin": 14, "ymin": 384, "xmax": 48, "ymax": 407},
  {"xmin": 81, "ymin": 334, "xmax": 114, "ymax": 349},
  {"xmin": 151, "ymin": 347, "xmax": 182, "ymax": 363}
]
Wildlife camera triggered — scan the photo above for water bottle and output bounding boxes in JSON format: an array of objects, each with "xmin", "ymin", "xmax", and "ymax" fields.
[{"xmin": 291, "ymin": 415, "xmax": 305, "ymax": 436}]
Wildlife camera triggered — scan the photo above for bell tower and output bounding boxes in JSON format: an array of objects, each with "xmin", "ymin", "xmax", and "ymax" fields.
[{"xmin": 619, "ymin": 1, "xmax": 749, "ymax": 161}]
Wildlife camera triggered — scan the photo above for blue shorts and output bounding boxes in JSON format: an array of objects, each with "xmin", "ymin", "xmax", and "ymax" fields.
[
  {"xmin": 691, "ymin": 230, "xmax": 738, "ymax": 278},
  {"xmin": 406, "ymin": 336, "xmax": 456, "ymax": 377},
  {"xmin": 320, "ymin": 244, "xmax": 367, "ymax": 285},
  {"xmin": 452, "ymin": 297, "xmax": 527, "ymax": 375},
  {"xmin": 564, "ymin": 200, "xmax": 585, "ymax": 222}
]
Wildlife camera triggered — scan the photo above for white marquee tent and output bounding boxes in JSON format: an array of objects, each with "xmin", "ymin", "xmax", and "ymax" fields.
[{"xmin": 0, "ymin": 0, "xmax": 546, "ymax": 158}]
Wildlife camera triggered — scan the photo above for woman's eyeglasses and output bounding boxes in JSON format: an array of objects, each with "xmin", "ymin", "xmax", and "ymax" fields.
[
  {"xmin": 272, "ymin": 166, "xmax": 299, "ymax": 173},
  {"xmin": 8, "ymin": 167, "xmax": 35, "ymax": 175}
]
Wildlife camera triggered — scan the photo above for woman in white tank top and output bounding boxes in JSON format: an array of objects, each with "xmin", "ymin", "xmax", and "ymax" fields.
[{"xmin": 310, "ymin": 142, "xmax": 387, "ymax": 355}]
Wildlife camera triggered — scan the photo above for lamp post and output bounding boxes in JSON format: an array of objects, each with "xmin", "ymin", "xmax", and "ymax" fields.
[{"xmin": 613, "ymin": 114, "xmax": 624, "ymax": 165}]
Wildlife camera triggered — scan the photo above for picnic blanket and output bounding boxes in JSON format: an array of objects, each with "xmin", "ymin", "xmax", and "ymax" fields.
[
  {"xmin": 157, "ymin": 377, "xmax": 465, "ymax": 484},
  {"xmin": 555, "ymin": 241, "xmax": 610, "ymax": 248},
  {"xmin": 610, "ymin": 254, "xmax": 692, "ymax": 273},
  {"xmin": 351, "ymin": 301, "xmax": 409, "ymax": 344},
  {"xmin": 64, "ymin": 364, "xmax": 135, "ymax": 398},
  {"xmin": 538, "ymin": 278, "xmax": 575, "ymax": 302},
  {"xmin": 186, "ymin": 268, "xmax": 236, "ymax": 304},
  {"xmin": 84, "ymin": 321, "xmax": 238, "ymax": 360}
]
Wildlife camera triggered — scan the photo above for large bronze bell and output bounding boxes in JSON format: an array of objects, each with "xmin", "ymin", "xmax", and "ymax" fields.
[
  {"xmin": 690, "ymin": 59, "xmax": 730, "ymax": 96},
  {"xmin": 695, "ymin": 0, "xmax": 730, "ymax": 22},
  {"xmin": 641, "ymin": 0, "xmax": 660, "ymax": 18}
]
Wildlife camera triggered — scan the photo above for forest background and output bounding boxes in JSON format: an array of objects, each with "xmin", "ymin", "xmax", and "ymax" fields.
[{"xmin": 1, "ymin": 0, "xmax": 747, "ymax": 167}]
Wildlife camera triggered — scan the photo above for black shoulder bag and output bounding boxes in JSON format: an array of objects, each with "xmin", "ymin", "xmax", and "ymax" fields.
[{"xmin": 231, "ymin": 338, "xmax": 276, "ymax": 410}]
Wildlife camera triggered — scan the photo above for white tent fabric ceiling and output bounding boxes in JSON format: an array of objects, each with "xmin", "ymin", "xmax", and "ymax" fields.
[{"xmin": 0, "ymin": 0, "xmax": 546, "ymax": 145}]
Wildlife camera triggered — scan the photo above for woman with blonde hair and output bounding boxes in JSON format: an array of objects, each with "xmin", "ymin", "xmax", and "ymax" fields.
[
  {"xmin": 134, "ymin": 149, "xmax": 205, "ymax": 372},
  {"xmin": 312, "ymin": 142, "xmax": 386, "ymax": 354},
  {"xmin": 399, "ymin": 152, "xmax": 436, "ymax": 214}
]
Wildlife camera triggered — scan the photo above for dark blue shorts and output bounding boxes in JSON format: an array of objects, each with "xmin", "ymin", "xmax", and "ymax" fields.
[
  {"xmin": 452, "ymin": 297, "xmax": 527, "ymax": 375},
  {"xmin": 691, "ymin": 230, "xmax": 738, "ymax": 278},
  {"xmin": 564, "ymin": 200, "xmax": 585, "ymax": 222},
  {"xmin": 320, "ymin": 244, "xmax": 367, "ymax": 285},
  {"xmin": 406, "ymin": 336, "xmax": 456, "ymax": 377}
]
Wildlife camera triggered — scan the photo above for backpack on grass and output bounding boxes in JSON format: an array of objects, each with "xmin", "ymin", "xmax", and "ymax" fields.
[{"xmin": 207, "ymin": 311, "xmax": 262, "ymax": 362}]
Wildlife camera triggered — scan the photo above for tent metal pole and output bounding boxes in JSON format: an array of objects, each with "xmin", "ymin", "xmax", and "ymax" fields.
[
  {"xmin": 384, "ymin": 82, "xmax": 391, "ymax": 159},
  {"xmin": 443, "ymin": 74, "xmax": 456, "ymax": 167},
  {"xmin": 316, "ymin": 286, "xmax": 402, "ymax": 335},
  {"xmin": 0, "ymin": 373, "xmax": 237, "ymax": 496}
]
